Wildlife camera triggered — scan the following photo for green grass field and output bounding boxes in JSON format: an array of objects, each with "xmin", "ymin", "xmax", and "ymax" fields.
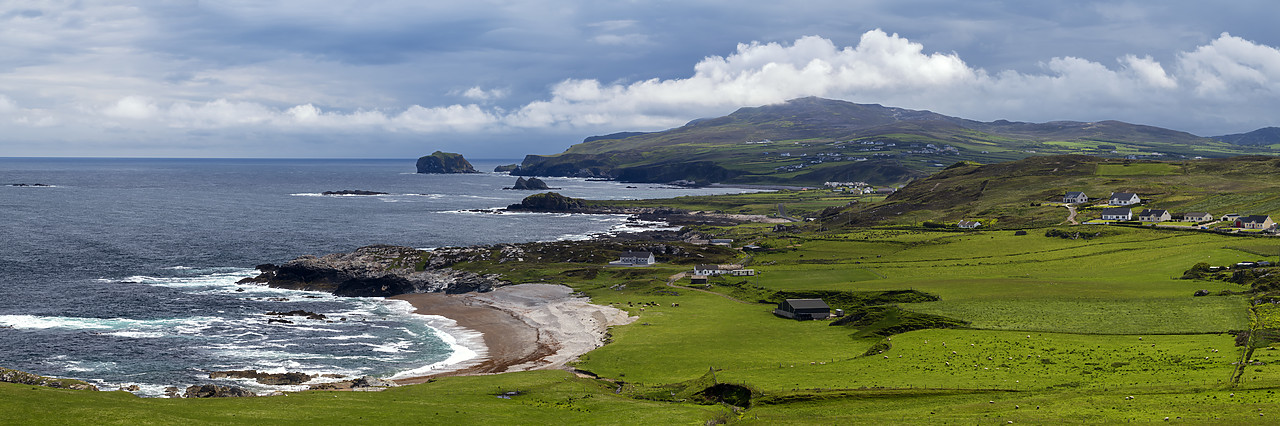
[{"xmin": 5, "ymin": 189, "xmax": 1280, "ymax": 424}]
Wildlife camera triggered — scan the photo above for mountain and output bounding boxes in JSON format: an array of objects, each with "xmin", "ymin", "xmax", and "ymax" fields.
[
  {"xmin": 1214, "ymin": 127, "xmax": 1280, "ymax": 146},
  {"xmin": 512, "ymin": 97, "xmax": 1275, "ymax": 186}
]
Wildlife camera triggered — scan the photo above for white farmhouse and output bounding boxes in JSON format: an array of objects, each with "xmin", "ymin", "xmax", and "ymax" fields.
[
  {"xmin": 1101, "ymin": 207, "xmax": 1132, "ymax": 221},
  {"xmin": 1109, "ymin": 192, "xmax": 1141, "ymax": 206}
]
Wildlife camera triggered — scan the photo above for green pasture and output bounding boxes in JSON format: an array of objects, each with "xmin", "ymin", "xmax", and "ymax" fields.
[{"xmin": 0, "ymin": 370, "xmax": 729, "ymax": 425}]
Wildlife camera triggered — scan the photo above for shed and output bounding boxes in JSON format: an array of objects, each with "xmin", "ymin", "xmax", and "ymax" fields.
[{"xmin": 773, "ymin": 299, "xmax": 831, "ymax": 320}]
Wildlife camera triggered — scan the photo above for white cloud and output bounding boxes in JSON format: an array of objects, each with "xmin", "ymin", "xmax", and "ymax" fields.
[
  {"xmin": 103, "ymin": 96, "xmax": 159, "ymax": 119},
  {"xmin": 459, "ymin": 86, "xmax": 508, "ymax": 101}
]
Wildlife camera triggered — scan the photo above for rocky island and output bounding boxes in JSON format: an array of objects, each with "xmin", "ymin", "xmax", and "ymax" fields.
[
  {"xmin": 507, "ymin": 177, "xmax": 552, "ymax": 190},
  {"xmin": 415, "ymin": 151, "xmax": 478, "ymax": 174}
]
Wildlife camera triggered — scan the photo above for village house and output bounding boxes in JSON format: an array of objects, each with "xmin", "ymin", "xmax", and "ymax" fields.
[
  {"xmin": 773, "ymin": 299, "xmax": 831, "ymax": 320},
  {"xmin": 689, "ymin": 275, "xmax": 708, "ymax": 285},
  {"xmin": 693, "ymin": 264, "xmax": 726, "ymax": 276},
  {"xmin": 957, "ymin": 220, "xmax": 982, "ymax": 229},
  {"xmin": 1180, "ymin": 212, "xmax": 1214, "ymax": 222},
  {"xmin": 611, "ymin": 251, "xmax": 655, "ymax": 266},
  {"xmin": 1221, "ymin": 213, "xmax": 1241, "ymax": 222},
  {"xmin": 1101, "ymin": 207, "xmax": 1132, "ymax": 221},
  {"xmin": 1138, "ymin": 209, "xmax": 1171, "ymax": 222},
  {"xmin": 730, "ymin": 269, "xmax": 756, "ymax": 276},
  {"xmin": 1063, "ymin": 191, "xmax": 1088, "ymax": 204},
  {"xmin": 1235, "ymin": 215, "xmax": 1276, "ymax": 230},
  {"xmin": 1109, "ymin": 192, "xmax": 1141, "ymax": 206}
]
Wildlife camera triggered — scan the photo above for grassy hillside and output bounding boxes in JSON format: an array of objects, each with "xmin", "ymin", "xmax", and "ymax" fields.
[
  {"xmin": 830, "ymin": 155, "xmax": 1280, "ymax": 227},
  {"xmin": 514, "ymin": 97, "xmax": 1277, "ymax": 186}
]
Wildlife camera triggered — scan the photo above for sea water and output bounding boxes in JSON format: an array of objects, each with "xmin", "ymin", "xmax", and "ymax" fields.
[{"xmin": 0, "ymin": 158, "xmax": 758, "ymax": 396}]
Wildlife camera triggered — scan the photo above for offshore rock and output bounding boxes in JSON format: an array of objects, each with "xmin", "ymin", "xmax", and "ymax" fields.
[
  {"xmin": 352, "ymin": 376, "xmax": 399, "ymax": 388},
  {"xmin": 250, "ymin": 245, "xmax": 505, "ymax": 297},
  {"xmin": 505, "ymin": 192, "xmax": 586, "ymax": 211},
  {"xmin": 321, "ymin": 190, "xmax": 388, "ymax": 196},
  {"xmin": 184, "ymin": 384, "xmax": 256, "ymax": 398},
  {"xmin": 416, "ymin": 151, "xmax": 478, "ymax": 174},
  {"xmin": 509, "ymin": 177, "xmax": 551, "ymax": 190}
]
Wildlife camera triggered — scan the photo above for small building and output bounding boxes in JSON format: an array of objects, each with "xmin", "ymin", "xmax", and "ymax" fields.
[
  {"xmin": 689, "ymin": 275, "xmax": 708, "ymax": 285},
  {"xmin": 773, "ymin": 299, "xmax": 831, "ymax": 320},
  {"xmin": 710, "ymin": 239, "xmax": 733, "ymax": 246},
  {"xmin": 614, "ymin": 251, "xmax": 655, "ymax": 266},
  {"xmin": 1101, "ymin": 207, "xmax": 1132, "ymax": 221},
  {"xmin": 1063, "ymin": 191, "xmax": 1088, "ymax": 204},
  {"xmin": 1181, "ymin": 212, "xmax": 1213, "ymax": 222},
  {"xmin": 729, "ymin": 269, "xmax": 756, "ymax": 276},
  {"xmin": 1221, "ymin": 213, "xmax": 1241, "ymax": 222},
  {"xmin": 1109, "ymin": 192, "xmax": 1141, "ymax": 206},
  {"xmin": 693, "ymin": 264, "xmax": 726, "ymax": 276},
  {"xmin": 1235, "ymin": 215, "xmax": 1276, "ymax": 230},
  {"xmin": 957, "ymin": 220, "xmax": 982, "ymax": 229},
  {"xmin": 1137, "ymin": 209, "xmax": 1171, "ymax": 222}
]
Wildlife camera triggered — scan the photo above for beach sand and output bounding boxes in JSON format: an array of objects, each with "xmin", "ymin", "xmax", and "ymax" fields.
[{"xmin": 391, "ymin": 284, "xmax": 634, "ymax": 384}]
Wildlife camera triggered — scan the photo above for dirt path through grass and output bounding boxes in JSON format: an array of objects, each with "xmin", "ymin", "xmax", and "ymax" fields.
[
  {"xmin": 665, "ymin": 272, "xmax": 755, "ymax": 304},
  {"xmin": 1065, "ymin": 205, "xmax": 1078, "ymax": 225}
]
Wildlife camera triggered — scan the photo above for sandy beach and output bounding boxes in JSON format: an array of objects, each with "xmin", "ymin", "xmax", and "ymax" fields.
[{"xmin": 391, "ymin": 284, "xmax": 634, "ymax": 384}]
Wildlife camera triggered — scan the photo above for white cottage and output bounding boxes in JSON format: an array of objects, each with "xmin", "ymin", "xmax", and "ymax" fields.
[
  {"xmin": 616, "ymin": 251, "xmax": 655, "ymax": 266},
  {"xmin": 1137, "ymin": 209, "xmax": 1171, "ymax": 222},
  {"xmin": 1109, "ymin": 192, "xmax": 1141, "ymax": 206},
  {"xmin": 1063, "ymin": 191, "xmax": 1088, "ymax": 204},
  {"xmin": 1101, "ymin": 207, "xmax": 1132, "ymax": 221}
]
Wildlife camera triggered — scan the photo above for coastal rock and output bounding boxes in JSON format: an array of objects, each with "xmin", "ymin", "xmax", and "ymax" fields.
[
  {"xmin": 416, "ymin": 151, "xmax": 479, "ymax": 174},
  {"xmin": 0, "ymin": 368, "xmax": 99, "ymax": 391},
  {"xmin": 506, "ymin": 192, "xmax": 586, "ymax": 211},
  {"xmin": 494, "ymin": 164, "xmax": 520, "ymax": 173},
  {"xmin": 184, "ymin": 384, "xmax": 256, "ymax": 398},
  {"xmin": 266, "ymin": 309, "xmax": 327, "ymax": 320},
  {"xmin": 509, "ymin": 177, "xmax": 551, "ymax": 190},
  {"xmin": 210, "ymin": 370, "xmax": 313, "ymax": 386},
  {"xmin": 352, "ymin": 376, "xmax": 399, "ymax": 388},
  {"xmin": 321, "ymin": 190, "xmax": 388, "ymax": 196},
  {"xmin": 251, "ymin": 245, "xmax": 505, "ymax": 297}
]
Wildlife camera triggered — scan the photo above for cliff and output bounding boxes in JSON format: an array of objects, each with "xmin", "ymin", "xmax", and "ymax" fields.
[{"xmin": 416, "ymin": 151, "xmax": 479, "ymax": 174}]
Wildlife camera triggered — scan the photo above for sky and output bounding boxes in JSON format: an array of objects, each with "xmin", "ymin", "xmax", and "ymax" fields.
[{"xmin": 2, "ymin": 1, "xmax": 1280, "ymax": 159}]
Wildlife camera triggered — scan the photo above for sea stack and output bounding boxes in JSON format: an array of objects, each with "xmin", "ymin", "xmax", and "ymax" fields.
[
  {"xmin": 510, "ymin": 177, "xmax": 551, "ymax": 190},
  {"xmin": 416, "ymin": 151, "xmax": 479, "ymax": 174}
]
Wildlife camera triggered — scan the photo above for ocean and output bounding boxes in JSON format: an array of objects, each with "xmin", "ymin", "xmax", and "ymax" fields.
[{"xmin": 0, "ymin": 158, "xmax": 757, "ymax": 396}]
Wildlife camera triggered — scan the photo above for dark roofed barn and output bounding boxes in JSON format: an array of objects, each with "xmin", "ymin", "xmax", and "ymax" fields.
[{"xmin": 773, "ymin": 299, "xmax": 831, "ymax": 320}]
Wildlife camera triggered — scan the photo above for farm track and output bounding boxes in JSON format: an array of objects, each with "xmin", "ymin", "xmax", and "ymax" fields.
[{"xmin": 665, "ymin": 272, "xmax": 756, "ymax": 305}]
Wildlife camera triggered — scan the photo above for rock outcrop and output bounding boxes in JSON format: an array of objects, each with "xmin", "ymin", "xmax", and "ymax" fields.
[
  {"xmin": 210, "ymin": 370, "xmax": 312, "ymax": 385},
  {"xmin": 505, "ymin": 192, "xmax": 587, "ymax": 211},
  {"xmin": 352, "ymin": 376, "xmax": 399, "ymax": 388},
  {"xmin": 416, "ymin": 151, "xmax": 478, "ymax": 174},
  {"xmin": 246, "ymin": 245, "xmax": 505, "ymax": 297},
  {"xmin": 0, "ymin": 368, "xmax": 98, "ymax": 391},
  {"xmin": 184, "ymin": 384, "xmax": 256, "ymax": 398},
  {"xmin": 509, "ymin": 177, "xmax": 551, "ymax": 190},
  {"xmin": 494, "ymin": 164, "xmax": 520, "ymax": 173},
  {"xmin": 321, "ymin": 190, "xmax": 388, "ymax": 196}
]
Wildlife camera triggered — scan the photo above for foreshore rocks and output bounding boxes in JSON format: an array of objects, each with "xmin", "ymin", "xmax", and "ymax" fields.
[
  {"xmin": 0, "ymin": 368, "xmax": 98, "ymax": 391},
  {"xmin": 210, "ymin": 370, "xmax": 313, "ymax": 386},
  {"xmin": 243, "ymin": 245, "xmax": 506, "ymax": 297},
  {"xmin": 504, "ymin": 192, "xmax": 766, "ymax": 226},
  {"xmin": 184, "ymin": 384, "xmax": 256, "ymax": 398}
]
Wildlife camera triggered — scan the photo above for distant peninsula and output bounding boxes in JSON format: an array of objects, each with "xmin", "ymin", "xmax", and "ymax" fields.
[{"xmin": 416, "ymin": 151, "xmax": 478, "ymax": 174}]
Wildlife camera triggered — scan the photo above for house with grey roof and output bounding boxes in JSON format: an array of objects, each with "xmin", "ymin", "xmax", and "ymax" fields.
[
  {"xmin": 1101, "ymin": 207, "xmax": 1132, "ymax": 221},
  {"xmin": 1180, "ymin": 212, "xmax": 1213, "ymax": 222},
  {"xmin": 1063, "ymin": 191, "xmax": 1088, "ymax": 204},
  {"xmin": 1109, "ymin": 192, "xmax": 1141, "ymax": 206},
  {"xmin": 1138, "ymin": 209, "xmax": 1171, "ymax": 222},
  {"xmin": 1235, "ymin": 215, "xmax": 1276, "ymax": 230}
]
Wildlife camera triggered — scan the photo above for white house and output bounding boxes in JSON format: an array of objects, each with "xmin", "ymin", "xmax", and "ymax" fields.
[
  {"xmin": 1137, "ymin": 209, "xmax": 1171, "ymax": 222},
  {"xmin": 694, "ymin": 264, "xmax": 725, "ymax": 276},
  {"xmin": 957, "ymin": 220, "xmax": 982, "ymax": 229},
  {"xmin": 730, "ymin": 269, "xmax": 756, "ymax": 276},
  {"xmin": 1236, "ymin": 215, "xmax": 1276, "ymax": 230},
  {"xmin": 1063, "ymin": 191, "xmax": 1088, "ymax": 204},
  {"xmin": 1181, "ymin": 212, "xmax": 1213, "ymax": 222},
  {"xmin": 1221, "ymin": 213, "xmax": 1241, "ymax": 222},
  {"xmin": 1101, "ymin": 207, "xmax": 1132, "ymax": 221},
  {"xmin": 615, "ymin": 251, "xmax": 655, "ymax": 266},
  {"xmin": 1109, "ymin": 192, "xmax": 1141, "ymax": 206}
]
